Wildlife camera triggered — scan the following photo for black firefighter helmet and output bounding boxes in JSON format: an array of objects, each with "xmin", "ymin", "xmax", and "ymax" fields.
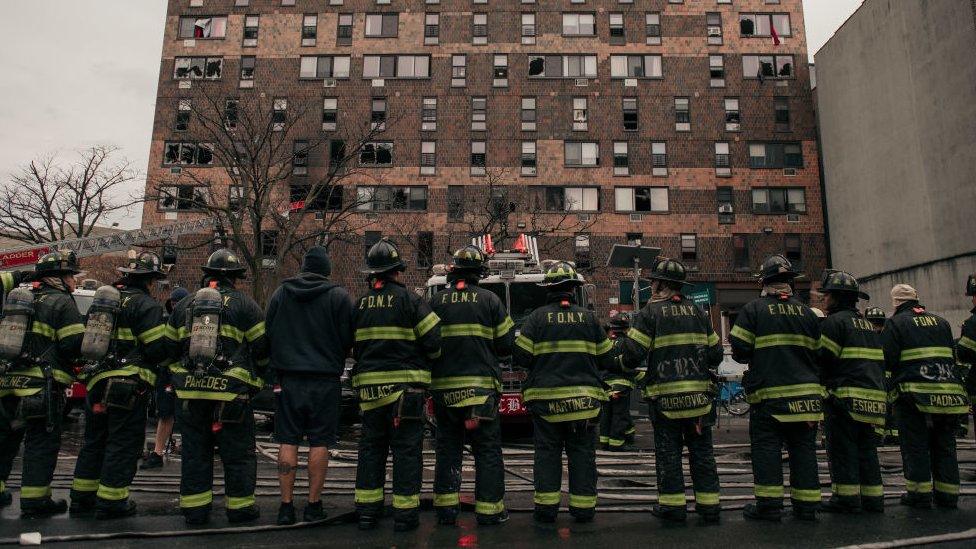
[
  {"xmin": 648, "ymin": 258, "xmax": 693, "ymax": 286},
  {"xmin": 118, "ymin": 251, "xmax": 167, "ymax": 279},
  {"xmin": 967, "ymin": 274, "xmax": 976, "ymax": 297},
  {"xmin": 820, "ymin": 270, "xmax": 869, "ymax": 300},
  {"xmin": 864, "ymin": 306, "xmax": 886, "ymax": 325},
  {"xmin": 201, "ymin": 248, "xmax": 247, "ymax": 278},
  {"xmin": 538, "ymin": 261, "xmax": 583, "ymax": 288},
  {"xmin": 362, "ymin": 238, "xmax": 406, "ymax": 276},
  {"xmin": 35, "ymin": 250, "xmax": 81, "ymax": 277},
  {"xmin": 450, "ymin": 245, "xmax": 487, "ymax": 274},
  {"xmin": 756, "ymin": 254, "xmax": 803, "ymax": 284}
]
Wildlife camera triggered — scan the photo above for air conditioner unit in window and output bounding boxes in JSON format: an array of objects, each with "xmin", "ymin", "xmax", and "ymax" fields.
[
  {"xmin": 521, "ymin": 166, "xmax": 537, "ymax": 176},
  {"xmin": 707, "ymin": 27, "xmax": 722, "ymax": 37},
  {"xmin": 371, "ymin": 79, "xmax": 385, "ymax": 88},
  {"xmin": 783, "ymin": 168, "xmax": 797, "ymax": 176},
  {"xmin": 323, "ymin": 78, "xmax": 337, "ymax": 88},
  {"xmin": 787, "ymin": 214, "xmax": 800, "ymax": 223},
  {"xmin": 629, "ymin": 213, "xmax": 644, "ymax": 222},
  {"xmin": 170, "ymin": 167, "xmax": 182, "ymax": 174},
  {"xmin": 575, "ymin": 78, "xmax": 588, "ymax": 87},
  {"xmin": 718, "ymin": 204, "xmax": 733, "ymax": 214}
]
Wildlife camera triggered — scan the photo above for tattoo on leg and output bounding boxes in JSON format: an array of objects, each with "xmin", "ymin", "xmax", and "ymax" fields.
[{"xmin": 278, "ymin": 462, "xmax": 298, "ymax": 475}]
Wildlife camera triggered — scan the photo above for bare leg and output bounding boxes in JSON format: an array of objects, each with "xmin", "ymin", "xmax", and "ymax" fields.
[
  {"xmin": 152, "ymin": 417, "xmax": 175, "ymax": 455},
  {"xmin": 279, "ymin": 444, "xmax": 299, "ymax": 504},
  {"xmin": 308, "ymin": 447, "xmax": 329, "ymax": 504}
]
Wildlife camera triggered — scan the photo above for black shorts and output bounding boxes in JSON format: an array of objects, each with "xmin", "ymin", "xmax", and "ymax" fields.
[
  {"xmin": 155, "ymin": 378, "xmax": 176, "ymax": 419},
  {"xmin": 275, "ymin": 374, "xmax": 341, "ymax": 447}
]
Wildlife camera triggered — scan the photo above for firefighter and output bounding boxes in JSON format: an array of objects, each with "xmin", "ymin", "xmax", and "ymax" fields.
[
  {"xmin": 816, "ymin": 271, "xmax": 886, "ymax": 514},
  {"xmin": 883, "ymin": 284, "xmax": 969, "ymax": 509},
  {"xmin": 599, "ymin": 312, "xmax": 642, "ymax": 452},
  {"xmin": 69, "ymin": 252, "xmax": 170, "ymax": 519},
  {"xmin": 730, "ymin": 255, "xmax": 823, "ymax": 522},
  {"xmin": 353, "ymin": 239, "xmax": 441, "ymax": 532},
  {"xmin": 616, "ymin": 258, "xmax": 724, "ymax": 524},
  {"xmin": 960, "ymin": 276, "xmax": 976, "ymax": 423},
  {"xmin": 166, "ymin": 249, "xmax": 269, "ymax": 525},
  {"xmin": 864, "ymin": 306, "xmax": 898, "ymax": 443},
  {"xmin": 513, "ymin": 262, "xmax": 616, "ymax": 524},
  {"xmin": 0, "ymin": 252, "xmax": 84, "ymax": 517},
  {"xmin": 429, "ymin": 245, "xmax": 513, "ymax": 526}
]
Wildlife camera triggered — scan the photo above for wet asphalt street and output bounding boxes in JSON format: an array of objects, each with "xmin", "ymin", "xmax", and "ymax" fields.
[{"xmin": 1, "ymin": 410, "xmax": 976, "ymax": 548}]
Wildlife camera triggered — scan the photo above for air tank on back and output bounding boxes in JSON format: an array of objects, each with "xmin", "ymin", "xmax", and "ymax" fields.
[
  {"xmin": 0, "ymin": 287, "xmax": 35, "ymax": 360},
  {"xmin": 80, "ymin": 285, "xmax": 121, "ymax": 361}
]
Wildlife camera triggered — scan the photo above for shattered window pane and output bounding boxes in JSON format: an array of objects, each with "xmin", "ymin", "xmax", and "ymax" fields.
[
  {"xmin": 528, "ymin": 56, "xmax": 544, "ymax": 77},
  {"xmin": 164, "ymin": 143, "xmax": 180, "ymax": 164},
  {"xmin": 205, "ymin": 58, "xmax": 222, "ymax": 79},
  {"xmin": 179, "ymin": 143, "xmax": 196, "ymax": 165},
  {"xmin": 197, "ymin": 144, "xmax": 214, "ymax": 165}
]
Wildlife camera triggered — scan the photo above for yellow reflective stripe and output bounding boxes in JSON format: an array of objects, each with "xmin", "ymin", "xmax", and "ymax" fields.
[
  {"xmin": 52, "ymin": 369, "xmax": 74, "ymax": 385},
  {"xmin": 653, "ymin": 333, "xmax": 709, "ymax": 349},
  {"xmin": 905, "ymin": 480, "xmax": 932, "ymax": 494},
  {"xmin": 21, "ymin": 485, "xmax": 51, "ymax": 499},
  {"xmin": 430, "ymin": 375, "xmax": 500, "ymax": 391},
  {"xmin": 515, "ymin": 334, "xmax": 534, "ymax": 354},
  {"xmin": 959, "ymin": 336, "xmax": 976, "ymax": 352},
  {"xmin": 57, "ymin": 323, "xmax": 85, "ymax": 339},
  {"xmin": 174, "ymin": 390, "xmax": 239, "ymax": 401},
  {"xmin": 596, "ymin": 338, "xmax": 612, "ymax": 354},
  {"xmin": 393, "ymin": 494, "xmax": 420, "ymax": 509},
  {"xmin": 791, "ymin": 488, "xmax": 822, "ymax": 503},
  {"xmin": 830, "ymin": 386, "xmax": 888, "ymax": 402},
  {"xmin": 607, "ymin": 437, "xmax": 626, "ymax": 447},
  {"xmin": 832, "ymin": 483, "xmax": 859, "ymax": 497},
  {"xmin": 860, "ymin": 485, "xmax": 883, "ymax": 497},
  {"xmin": 659, "ymin": 404, "xmax": 713, "ymax": 419},
  {"xmin": 541, "ymin": 408, "xmax": 602, "ymax": 422},
  {"xmin": 658, "ymin": 493, "xmax": 687, "ymax": 507},
  {"xmin": 175, "ymin": 326, "xmax": 190, "ymax": 340},
  {"xmin": 244, "ymin": 322, "xmax": 265, "ymax": 342},
  {"xmin": 819, "ymin": 335, "xmax": 841, "ymax": 357},
  {"xmin": 355, "ymin": 488, "xmax": 385, "ymax": 504},
  {"xmin": 72, "ymin": 478, "xmax": 99, "ymax": 492},
  {"xmin": 475, "ymin": 500, "xmax": 505, "ymax": 515},
  {"xmin": 220, "ymin": 325, "xmax": 244, "ymax": 342},
  {"xmin": 224, "ymin": 366, "xmax": 263, "ymax": 388},
  {"xmin": 359, "ymin": 391, "xmax": 403, "ymax": 411},
  {"xmin": 534, "ymin": 492, "xmax": 561, "ymax": 505},
  {"xmin": 441, "ymin": 323, "xmax": 494, "ymax": 338},
  {"xmin": 899, "ymin": 382, "xmax": 966, "ymax": 395},
  {"xmin": 355, "ymin": 326, "xmax": 416, "ymax": 341},
  {"xmin": 568, "ymin": 494, "xmax": 597, "ymax": 509},
  {"xmin": 85, "ymin": 367, "xmax": 156, "ymax": 391},
  {"xmin": 523, "ymin": 385, "xmax": 607, "ymax": 401},
  {"xmin": 7, "ymin": 366, "xmax": 74, "ymax": 385},
  {"xmin": 531, "ymin": 340, "xmax": 608, "ymax": 355},
  {"xmin": 226, "ymin": 495, "xmax": 256, "ymax": 509},
  {"xmin": 771, "ymin": 412, "xmax": 824, "ymax": 422},
  {"xmin": 0, "ymin": 480, "xmax": 5, "ymax": 493},
  {"xmin": 0, "ymin": 271, "xmax": 14, "ymax": 292},
  {"xmin": 97, "ymin": 484, "xmax": 129, "ymax": 501},
  {"xmin": 899, "ymin": 346, "xmax": 953, "ymax": 361},
  {"xmin": 626, "ymin": 327, "xmax": 652, "ymax": 349},
  {"xmin": 351, "ymin": 370, "xmax": 431, "ymax": 387},
  {"xmin": 415, "ymin": 312, "xmax": 440, "ymax": 337},
  {"xmin": 434, "ymin": 493, "xmax": 460, "ymax": 507},
  {"xmin": 730, "ymin": 325, "xmax": 755, "ymax": 345},
  {"xmin": 605, "ymin": 377, "xmax": 635, "ymax": 390},
  {"xmin": 754, "ymin": 334, "xmax": 818, "ymax": 350},
  {"xmin": 707, "ymin": 332, "xmax": 720, "ymax": 346},
  {"xmin": 495, "ymin": 317, "xmax": 514, "ymax": 338},
  {"xmin": 839, "ymin": 347, "xmax": 885, "ymax": 360},
  {"xmin": 747, "ymin": 383, "xmax": 825, "ymax": 402},
  {"xmin": 31, "ymin": 321, "xmax": 55, "ymax": 339},
  {"xmin": 754, "ymin": 485, "xmax": 784, "ymax": 498},
  {"xmin": 933, "ymin": 481, "xmax": 959, "ymax": 495},
  {"xmin": 114, "ymin": 328, "xmax": 137, "ymax": 341},
  {"xmin": 644, "ymin": 380, "xmax": 711, "ymax": 397},
  {"xmin": 696, "ymin": 492, "xmax": 720, "ymax": 506},
  {"xmin": 445, "ymin": 394, "xmax": 490, "ymax": 407}
]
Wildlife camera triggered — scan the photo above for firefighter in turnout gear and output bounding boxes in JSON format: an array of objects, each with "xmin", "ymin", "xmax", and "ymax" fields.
[
  {"xmin": 166, "ymin": 249, "xmax": 269, "ymax": 525},
  {"xmin": 816, "ymin": 272, "xmax": 886, "ymax": 514},
  {"xmin": 429, "ymin": 245, "xmax": 514, "ymax": 526},
  {"xmin": 616, "ymin": 258, "xmax": 724, "ymax": 524},
  {"xmin": 883, "ymin": 284, "xmax": 969, "ymax": 509},
  {"xmin": 513, "ymin": 262, "xmax": 616, "ymax": 524},
  {"xmin": 960, "ymin": 275, "xmax": 976, "ymax": 415},
  {"xmin": 865, "ymin": 306, "xmax": 898, "ymax": 442},
  {"xmin": 0, "ymin": 252, "xmax": 84, "ymax": 517},
  {"xmin": 0, "ymin": 268, "xmax": 35, "ymax": 507},
  {"xmin": 599, "ymin": 312, "xmax": 642, "ymax": 452},
  {"xmin": 731, "ymin": 255, "xmax": 824, "ymax": 522},
  {"xmin": 69, "ymin": 252, "xmax": 170, "ymax": 519},
  {"xmin": 353, "ymin": 239, "xmax": 441, "ymax": 532}
]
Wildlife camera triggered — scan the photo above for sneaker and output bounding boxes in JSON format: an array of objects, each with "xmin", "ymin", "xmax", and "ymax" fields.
[
  {"xmin": 303, "ymin": 501, "xmax": 327, "ymax": 522},
  {"xmin": 394, "ymin": 517, "xmax": 419, "ymax": 532},
  {"xmin": 227, "ymin": 505, "xmax": 260, "ymax": 524},
  {"xmin": 651, "ymin": 505, "xmax": 687, "ymax": 523},
  {"xmin": 95, "ymin": 500, "xmax": 137, "ymax": 520},
  {"xmin": 476, "ymin": 510, "xmax": 509, "ymax": 526},
  {"xmin": 820, "ymin": 496, "xmax": 861, "ymax": 514},
  {"xmin": 899, "ymin": 492, "xmax": 933, "ymax": 510},
  {"xmin": 277, "ymin": 502, "xmax": 296, "ymax": 525},
  {"xmin": 743, "ymin": 503, "xmax": 782, "ymax": 522},
  {"xmin": 21, "ymin": 498, "xmax": 68, "ymax": 519},
  {"xmin": 358, "ymin": 514, "xmax": 378, "ymax": 530},
  {"xmin": 792, "ymin": 506, "xmax": 818, "ymax": 522},
  {"xmin": 437, "ymin": 508, "xmax": 458, "ymax": 526},
  {"xmin": 141, "ymin": 452, "xmax": 164, "ymax": 470},
  {"xmin": 0, "ymin": 490, "xmax": 11, "ymax": 507}
]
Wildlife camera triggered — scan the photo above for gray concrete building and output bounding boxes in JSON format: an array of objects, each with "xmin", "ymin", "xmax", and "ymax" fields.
[{"xmin": 816, "ymin": 0, "xmax": 976, "ymax": 330}]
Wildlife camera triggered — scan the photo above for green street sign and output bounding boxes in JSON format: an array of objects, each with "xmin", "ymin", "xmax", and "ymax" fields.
[{"xmin": 686, "ymin": 282, "xmax": 715, "ymax": 307}]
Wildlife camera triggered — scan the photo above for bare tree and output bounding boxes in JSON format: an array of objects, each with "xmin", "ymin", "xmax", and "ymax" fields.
[
  {"xmin": 147, "ymin": 88, "xmax": 392, "ymax": 305},
  {"xmin": 0, "ymin": 146, "xmax": 138, "ymax": 244}
]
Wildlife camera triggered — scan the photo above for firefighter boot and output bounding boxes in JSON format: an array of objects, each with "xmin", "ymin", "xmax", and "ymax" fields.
[
  {"xmin": 820, "ymin": 495, "xmax": 861, "ymax": 514},
  {"xmin": 227, "ymin": 505, "xmax": 260, "ymax": 524},
  {"xmin": 792, "ymin": 504, "xmax": 818, "ymax": 522},
  {"xmin": 184, "ymin": 508, "xmax": 210, "ymax": 526},
  {"xmin": 69, "ymin": 493, "xmax": 96, "ymax": 516},
  {"xmin": 477, "ymin": 509, "xmax": 510, "ymax": 526},
  {"xmin": 394, "ymin": 517, "xmax": 420, "ymax": 532},
  {"xmin": 933, "ymin": 492, "xmax": 958, "ymax": 510},
  {"xmin": 899, "ymin": 492, "xmax": 933, "ymax": 509},
  {"xmin": 743, "ymin": 502, "xmax": 782, "ymax": 522},
  {"xmin": 534, "ymin": 504, "xmax": 558, "ymax": 523},
  {"xmin": 861, "ymin": 496, "xmax": 885, "ymax": 513},
  {"xmin": 651, "ymin": 505, "xmax": 687, "ymax": 523},
  {"xmin": 696, "ymin": 504, "xmax": 721, "ymax": 525},
  {"xmin": 437, "ymin": 507, "xmax": 459, "ymax": 526},
  {"xmin": 21, "ymin": 498, "xmax": 68, "ymax": 519},
  {"xmin": 358, "ymin": 513, "xmax": 379, "ymax": 530},
  {"xmin": 95, "ymin": 499, "xmax": 137, "ymax": 520}
]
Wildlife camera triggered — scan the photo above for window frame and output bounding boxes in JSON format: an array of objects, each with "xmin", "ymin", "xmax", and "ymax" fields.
[{"xmin": 613, "ymin": 186, "xmax": 670, "ymax": 213}]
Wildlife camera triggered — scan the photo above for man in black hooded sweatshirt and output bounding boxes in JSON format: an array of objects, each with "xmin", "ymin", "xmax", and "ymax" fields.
[{"xmin": 266, "ymin": 246, "xmax": 354, "ymax": 525}]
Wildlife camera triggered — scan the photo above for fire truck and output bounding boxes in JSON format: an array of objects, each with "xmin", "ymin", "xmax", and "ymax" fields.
[{"xmin": 426, "ymin": 235, "xmax": 592, "ymax": 422}]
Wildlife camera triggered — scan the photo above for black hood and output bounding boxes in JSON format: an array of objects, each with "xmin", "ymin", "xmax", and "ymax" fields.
[{"xmin": 282, "ymin": 273, "xmax": 338, "ymax": 302}]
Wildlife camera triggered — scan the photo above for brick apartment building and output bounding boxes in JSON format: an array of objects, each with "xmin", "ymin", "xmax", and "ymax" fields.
[{"xmin": 143, "ymin": 0, "xmax": 826, "ymax": 338}]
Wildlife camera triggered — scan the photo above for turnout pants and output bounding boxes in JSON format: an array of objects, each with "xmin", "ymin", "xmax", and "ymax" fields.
[
  {"xmin": 749, "ymin": 405, "xmax": 821, "ymax": 512},
  {"xmin": 651, "ymin": 408, "xmax": 721, "ymax": 512},
  {"xmin": 433, "ymin": 404, "xmax": 505, "ymax": 517},
  {"xmin": 894, "ymin": 397, "xmax": 960, "ymax": 505},
  {"xmin": 823, "ymin": 399, "xmax": 883, "ymax": 507},
  {"xmin": 532, "ymin": 415, "xmax": 597, "ymax": 518},
  {"xmin": 599, "ymin": 390, "xmax": 635, "ymax": 448},
  {"xmin": 70, "ymin": 381, "xmax": 149, "ymax": 511},
  {"xmin": 355, "ymin": 402, "xmax": 424, "ymax": 522},
  {"xmin": 176, "ymin": 398, "xmax": 257, "ymax": 517},
  {"xmin": 0, "ymin": 393, "xmax": 64, "ymax": 511}
]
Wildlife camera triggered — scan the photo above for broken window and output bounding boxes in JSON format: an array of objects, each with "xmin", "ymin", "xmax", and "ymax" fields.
[
  {"xmin": 785, "ymin": 235, "xmax": 802, "ymax": 267},
  {"xmin": 357, "ymin": 186, "xmax": 427, "ymax": 211},
  {"xmin": 609, "ymin": 13, "xmax": 624, "ymax": 43},
  {"xmin": 179, "ymin": 17, "xmax": 228, "ymax": 39},
  {"xmin": 158, "ymin": 185, "xmax": 207, "ymax": 211},
  {"xmin": 293, "ymin": 140, "xmax": 309, "ymax": 175},
  {"xmin": 740, "ymin": 14, "xmax": 791, "ymax": 37},
  {"xmin": 163, "ymin": 142, "xmax": 214, "ymax": 166},
  {"xmin": 528, "ymin": 55, "xmax": 596, "ymax": 78},
  {"xmin": 290, "ymin": 183, "xmax": 342, "ymax": 211},
  {"xmin": 743, "ymin": 55, "xmax": 794, "ymax": 79},
  {"xmin": 359, "ymin": 142, "xmax": 393, "ymax": 166},
  {"xmin": 174, "ymin": 57, "xmax": 223, "ymax": 80},
  {"xmin": 224, "ymin": 99, "xmax": 239, "ymax": 129},
  {"xmin": 175, "ymin": 100, "xmax": 191, "ymax": 131}
]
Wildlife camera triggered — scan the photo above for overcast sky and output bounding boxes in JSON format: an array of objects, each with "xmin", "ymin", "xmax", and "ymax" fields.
[{"xmin": 0, "ymin": 0, "xmax": 864, "ymax": 229}]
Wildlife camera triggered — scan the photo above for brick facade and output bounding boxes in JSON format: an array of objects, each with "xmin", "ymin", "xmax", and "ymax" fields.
[{"xmin": 143, "ymin": 0, "xmax": 826, "ymax": 335}]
